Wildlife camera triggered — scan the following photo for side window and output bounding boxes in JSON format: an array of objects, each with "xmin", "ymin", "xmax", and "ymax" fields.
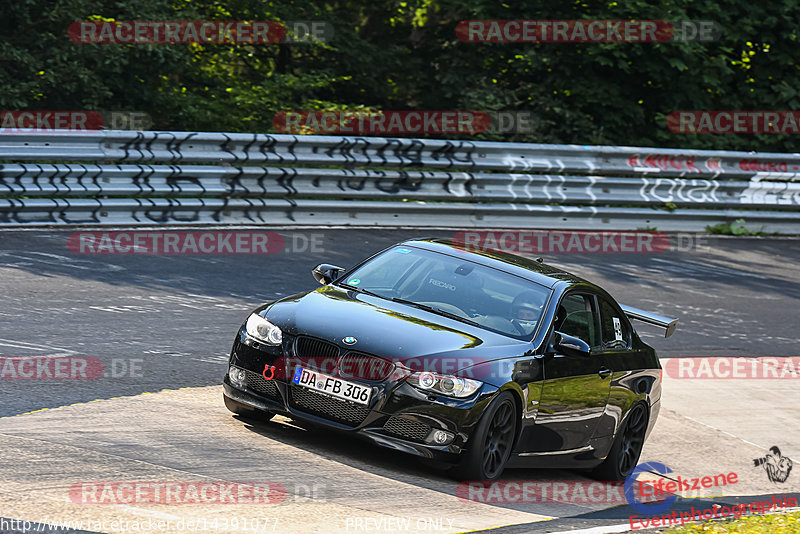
[
  {"xmin": 598, "ymin": 297, "xmax": 631, "ymax": 350},
  {"xmin": 555, "ymin": 293, "xmax": 600, "ymax": 348}
]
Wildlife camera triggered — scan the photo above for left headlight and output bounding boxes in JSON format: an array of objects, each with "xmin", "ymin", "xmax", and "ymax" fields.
[
  {"xmin": 245, "ymin": 314, "xmax": 282, "ymax": 345},
  {"xmin": 407, "ymin": 371, "xmax": 482, "ymax": 398}
]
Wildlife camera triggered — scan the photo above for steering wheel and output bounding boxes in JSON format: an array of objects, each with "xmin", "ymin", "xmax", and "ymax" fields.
[{"xmin": 510, "ymin": 318, "xmax": 530, "ymax": 335}]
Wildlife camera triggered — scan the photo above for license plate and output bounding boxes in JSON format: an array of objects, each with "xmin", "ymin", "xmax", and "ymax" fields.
[{"xmin": 292, "ymin": 366, "xmax": 372, "ymax": 405}]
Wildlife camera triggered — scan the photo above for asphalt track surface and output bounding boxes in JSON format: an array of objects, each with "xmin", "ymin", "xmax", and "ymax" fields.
[
  {"xmin": 1, "ymin": 228, "xmax": 799, "ymax": 534},
  {"xmin": 2, "ymin": 229, "xmax": 798, "ymax": 417}
]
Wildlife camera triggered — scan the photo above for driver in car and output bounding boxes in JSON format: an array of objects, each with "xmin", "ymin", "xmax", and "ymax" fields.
[{"xmin": 510, "ymin": 291, "xmax": 543, "ymax": 335}]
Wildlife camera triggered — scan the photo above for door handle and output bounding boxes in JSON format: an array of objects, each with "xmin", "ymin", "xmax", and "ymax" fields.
[{"xmin": 598, "ymin": 367, "xmax": 613, "ymax": 379}]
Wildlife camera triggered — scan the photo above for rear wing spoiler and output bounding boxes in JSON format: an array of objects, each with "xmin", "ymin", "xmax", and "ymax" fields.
[{"xmin": 620, "ymin": 304, "xmax": 679, "ymax": 338}]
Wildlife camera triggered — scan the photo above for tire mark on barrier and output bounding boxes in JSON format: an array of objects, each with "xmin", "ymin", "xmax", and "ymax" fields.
[
  {"xmin": 220, "ymin": 133, "xmax": 235, "ymax": 161},
  {"xmin": 142, "ymin": 198, "xmax": 165, "ymax": 223},
  {"xmin": 442, "ymin": 171, "xmax": 454, "ymax": 196},
  {"xmin": 212, "ymin": 195, "xmax": 227, "ymax": 222},
  {"xmin": 376, "ymin": 169, "xmax": 423, "ymax": 194},
  {"xmin": 55, "ymin": 165, "xmax": 72, "ymax": 197},
  {"xmin": 49, "ymin": 165, "xmax": 72, "ymax": 196},
  {"xmin": 133, "ymin": 164, "xmax": 156, "ymax": 196},
  {"xmin": 286, "ymin": 135, "xmax": 297, "ymax": 162},
  {"xmin": 276, "ymin": 167, "xmax": 298, "ymax": 196},
  {"xmin": 284, "ymin": 196, "xmax": 298, "ymax": 222},
  {"xmin": 76, "ymin": 164, "xmax": 93, "ymax": 196},
  {"xmin": 257, "ymin": 135, "xmax": 279, "ymax": 163},
  {"xmin": 374, "ymin": 139, "xmax": 392, "ymax": 167},
  {"xmin": 0, "ymin": 164, "xmax": 11, "ymax": 195},
  {"xmin": 464, "ymin": 171, "xmax": 476, "ymax": 196},
  {"xmin": 344, "ymin": 168, "xmax": 368, "ymax": 191},
  {"xmin": 119, "ymin": 131, "xmax": 143, "ymax": 162},
  {"xmin": 143, "ymin": 132, "xmax": 157, "ymax": 162},
  {"xmin": 166, "ymin": 171, "xmax": 204, "ymax": 196},
  {"xmin": 360, "ymin": 137, "xmax": 373, "ymax": 167},
  {"xmin": 326, "ymin": 137, "xmax": 365, "ymax": 167},
  {"xmin": 241, "ymin": 134, "xmax": 258, "ymax": 164},
  {"xmin": 253, "ymin": 166, "xmax": 270, "ymax": 198},
  {"xmin": 399, "ymin": 139, "xmax": 424, "ymax": 166},
  {"xmin": 70, "ymin": 198, "xmax": 101, "ymax": 224},
  {"xmin": 31, "ymin": 164, "xmax": 45, "ymax": 194},
  {"xmin": 162, "ymin": 131, "xmax": 179, "ymax": 163},
  {"xmin": 170, "ymin": 132, "xmax": 196, "ymax": 162},
  {"xmin": 50, "ymin": 165, "xmax": 65, "ymax": 196},
  {"xmin": 430, "ymin": 140, "xmax": 475, "ymax": 170},
  {"xmin": 225, "ymin": 166, "xmax": 246, "ymax": 199},
  {"xmin": 173, "ymin": 198, "xmax": 201, "ymax": 223}
]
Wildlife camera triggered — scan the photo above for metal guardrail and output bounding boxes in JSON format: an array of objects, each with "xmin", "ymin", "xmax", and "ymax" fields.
[{"xmin": 1, "ymin": 130, "xmax": 798, "ymax": 231}]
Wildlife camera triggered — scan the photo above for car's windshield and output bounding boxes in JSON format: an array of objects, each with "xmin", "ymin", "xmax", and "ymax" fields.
[{"xmin": 341, "ymin": 246, "xmax": 551, "ymax": 340}]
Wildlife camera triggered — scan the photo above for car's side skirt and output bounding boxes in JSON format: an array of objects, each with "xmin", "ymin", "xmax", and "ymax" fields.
[{"xmin": 506, "ymin": 435, "xmax": 614, "ymax": 469}]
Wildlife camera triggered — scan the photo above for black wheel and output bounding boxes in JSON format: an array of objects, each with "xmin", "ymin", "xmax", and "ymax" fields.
[
  {"xmin": 592, "ymin": 403, "xmax": 647, "ymax": 481},
  {"xmin": 224, "ymin": 394, "xmax": 276, "ymax": 422},
  {"xmin": 452, "ymin": 391, "xmax": 517, "ymax": 481}
]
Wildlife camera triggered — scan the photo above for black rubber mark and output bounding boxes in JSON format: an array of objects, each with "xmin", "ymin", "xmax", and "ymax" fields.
[{"xmin": 276, "ymin": 168, "xmax": 298, "ymax": 196}]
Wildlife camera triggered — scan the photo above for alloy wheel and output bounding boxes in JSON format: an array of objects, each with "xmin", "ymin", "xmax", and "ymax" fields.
[
  {"xmin": 618, "ymin": 404, "xmax": 647, "ymax": 475},
  {"xmin": 482, "ymin": 399, "xmax": 515, "ymax": 478}
]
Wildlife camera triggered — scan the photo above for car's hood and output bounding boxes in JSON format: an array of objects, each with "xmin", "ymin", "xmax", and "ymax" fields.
[{"xmin": 259, "ymin": 285, "xmax": 529, "ymax": 367}]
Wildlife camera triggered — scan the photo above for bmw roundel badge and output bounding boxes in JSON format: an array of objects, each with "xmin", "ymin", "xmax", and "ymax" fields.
[{"xmin": 343, "ymin": 336, "xmax": 357, "ymax": 345}]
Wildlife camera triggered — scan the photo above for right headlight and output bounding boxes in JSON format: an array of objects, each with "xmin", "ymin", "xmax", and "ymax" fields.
[
  {"xmin": 245, "ymin": 314, "xmax": 282, "ymax": 345},
  {"xmin": 407, "ymin": 371, "xmax": 482, "ymax": 398}
]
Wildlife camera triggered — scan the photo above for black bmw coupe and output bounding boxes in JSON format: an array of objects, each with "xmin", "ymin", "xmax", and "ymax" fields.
[{"xmin": 223, "ymin": 238, "xmax": 677, "ymax": 480}]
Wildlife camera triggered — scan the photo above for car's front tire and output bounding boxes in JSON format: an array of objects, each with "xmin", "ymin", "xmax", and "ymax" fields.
[
  {"xmin": 592, "ymin": 402, "xmax": 648, "ymax": 481},
  {"xmin": 452, "ymin": 391, "xmax": 517, "ymax": 481},
  {"xmin": 223, "ymin": 394, "xmax": 276, "ymax": 422}
]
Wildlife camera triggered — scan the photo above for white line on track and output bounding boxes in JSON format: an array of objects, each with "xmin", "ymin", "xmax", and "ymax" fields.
[{"xmin": 0, "ymin": 338, "xmax": 77, "ymax": 358}]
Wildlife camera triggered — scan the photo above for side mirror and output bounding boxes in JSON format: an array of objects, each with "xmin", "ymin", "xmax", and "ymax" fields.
[
  {"xmin": 553, "ymin": 331, "xmax": 591, "ymax": 358},
  {"xmin": 312, "ymin": 263, "xmax": 345, "ymax": 285}
]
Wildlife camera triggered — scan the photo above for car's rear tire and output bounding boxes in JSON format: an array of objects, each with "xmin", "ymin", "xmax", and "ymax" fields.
[
  {"xmin": 452, "ymin": 391, "xmax": 517, "ymax": 481},
  {"xmin": 592, "ymin": 402, "xmax": 647, "ymax": 481},
  {"xmin": 224, "ymin": 394, "xmax": 276, "ymax": 422}
]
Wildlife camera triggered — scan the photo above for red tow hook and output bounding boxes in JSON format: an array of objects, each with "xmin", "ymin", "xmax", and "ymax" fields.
[{"xmin": 262, "ymin": 364, "xmax": 276, "ymax": 381}]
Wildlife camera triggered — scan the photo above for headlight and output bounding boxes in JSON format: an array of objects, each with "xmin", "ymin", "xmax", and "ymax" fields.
[
  {"xmin": 228, "ymin": 365, "xmax": 246, "ymax": 388},
  {"xmin": 407, "ymin": 371, "xmax": 482, "ymax": 398},
  {"xmin": 245, "ymin": 314, "xmax": 282, "ymax": 345}
]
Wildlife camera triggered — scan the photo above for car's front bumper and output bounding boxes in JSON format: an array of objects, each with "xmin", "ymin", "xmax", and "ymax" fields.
[
  {"xmin": 224, "ymin": 332, "xmax": 496, "ymax": 463},
  {"xmin": 223, "ymin": 380, "xmax": 466, "ymax": 463}
]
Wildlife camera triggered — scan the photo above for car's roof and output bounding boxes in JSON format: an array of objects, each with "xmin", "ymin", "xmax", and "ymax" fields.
[{"xmin": 399, "ymin": 237, "xmax": 594, "ymax": 290}]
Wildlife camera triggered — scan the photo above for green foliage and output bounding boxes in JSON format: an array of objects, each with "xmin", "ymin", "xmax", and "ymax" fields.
[
  {"xmin": 665, "ymin": 510, "xmax": 800, "ymax": 533},
  {"xmin": 706, "ymin": 218, "xmax": 765, "ymax": 235},
  {"xmin": 3, "ymin": 0, "xmax": 800, "ymax": 151}
]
